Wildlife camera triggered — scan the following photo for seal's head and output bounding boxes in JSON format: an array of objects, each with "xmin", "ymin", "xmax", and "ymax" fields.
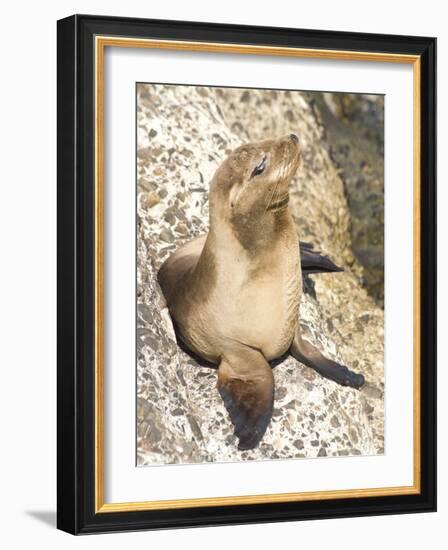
[{"xmin": 209, "ymin": 134, "xmax": 301, "ymax": 250}]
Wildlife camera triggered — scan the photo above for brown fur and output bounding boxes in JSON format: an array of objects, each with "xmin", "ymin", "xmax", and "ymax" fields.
[{"xmin": 157, "ymin": 134, "xmax": 364, "ymax": 450}]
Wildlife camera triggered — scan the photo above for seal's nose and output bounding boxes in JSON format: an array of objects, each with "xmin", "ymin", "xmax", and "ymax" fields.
[{"xmin": 289, "ymin": 133, "xmax": 299, "ymax": 144}]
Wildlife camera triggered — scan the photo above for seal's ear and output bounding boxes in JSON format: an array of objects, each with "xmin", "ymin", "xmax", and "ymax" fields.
[
  {"xmin": 217, "ymin": 347, "xmax": 274, "ymax": 450},
  {"xmin": 227, "ymin": 181, "xmax": 244, "ymax": 209}
]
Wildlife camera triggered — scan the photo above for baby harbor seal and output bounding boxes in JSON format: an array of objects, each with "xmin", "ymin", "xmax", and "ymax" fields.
[{"xmin": 158, "ymin": 134, "xmax": 364, "ymax": 450}]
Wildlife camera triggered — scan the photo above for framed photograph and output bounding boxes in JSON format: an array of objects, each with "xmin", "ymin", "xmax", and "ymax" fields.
[{"xmin": 57, "ymin": 14, "xmax": 436, "ymax": 534}]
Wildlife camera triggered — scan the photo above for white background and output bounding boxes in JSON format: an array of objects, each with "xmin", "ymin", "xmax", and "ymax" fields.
[
  {"xmin": 105, "ymin": 49, "xmax": 414, "ymax": 502},
  {"xmin": 0, "ymin": 1, "xmax": 444, "ymax": 548}
]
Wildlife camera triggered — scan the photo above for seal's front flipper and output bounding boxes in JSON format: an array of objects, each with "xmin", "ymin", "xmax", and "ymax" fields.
[
  {"xmin": 299, "ymin": 242, "xmax": 343, "ymax": 275},
  {"xmin": 290, "ymin": 331, "xmax": 365, "ymax": 389},
  {"xmin": 218, "ymin": 347, "xmax": 274, "ymax": 450}
]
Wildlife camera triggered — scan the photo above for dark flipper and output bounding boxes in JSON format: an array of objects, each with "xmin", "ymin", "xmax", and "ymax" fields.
[
  {"xmin": 290, "ymin": 330, "xmax": 365, "ymax": 389},
  {"xmin": 299, "ymin": 241, "xmax": 343, "ymax": 275},
  {"xmin": 299, "ymin": 241, "xmax": 315, "ymax": 251},
  {"xmin": 217, "ymin": 346, "xmax": 274, "ymax": 450}
]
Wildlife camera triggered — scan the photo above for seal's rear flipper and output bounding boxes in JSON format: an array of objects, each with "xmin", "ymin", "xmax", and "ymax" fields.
[
  {"xmin": 299, "ymin": 242, "xmax": 343, "ymax": 274},
  {"xmin": 290, "ymin": 330, "xmax": 365, "ymax": 389},
  {"xmin": 218, "ymin": 347, "xmax": 274, "ymax": 450}
]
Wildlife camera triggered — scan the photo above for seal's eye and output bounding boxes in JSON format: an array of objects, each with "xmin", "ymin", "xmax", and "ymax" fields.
[{"xmin": 251, "ymin": 156, "xmax": 267, "ymax": 178}]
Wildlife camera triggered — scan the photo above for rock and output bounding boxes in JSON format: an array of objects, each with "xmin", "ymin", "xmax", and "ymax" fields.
[
  {"xmin": 139, "ymin": 191, "xmax": 160, "ymax": 210},
  {"xmin": 159, "ymin": 227, "xmax": 175, "ymax": 243},
  {"xmin": 136, "ymin": 84, "xmax": 384, "ymax": 465},
  {"xmin": 309, "ymin": 93, "xmax": 385, "ymax": 306}
]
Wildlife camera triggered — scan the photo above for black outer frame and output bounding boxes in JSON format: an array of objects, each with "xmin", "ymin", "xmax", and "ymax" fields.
[{"xmin": 57, "ymin": 14, "xmax": 436, "ymax": 535}]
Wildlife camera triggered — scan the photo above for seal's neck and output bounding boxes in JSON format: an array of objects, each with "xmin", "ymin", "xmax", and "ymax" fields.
[{"xmin": 208, "ymin": 207, "xmax": 296, "ymax": 261}]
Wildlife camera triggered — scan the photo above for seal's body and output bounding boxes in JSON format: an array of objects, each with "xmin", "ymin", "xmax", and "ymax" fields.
[
  {"xmin": 158, "ymin": 135, "xmax": 364, "ymax": 450},
  {"xmin": 161, "ymin": 225, "xmax": 300, "ymax": 364}
]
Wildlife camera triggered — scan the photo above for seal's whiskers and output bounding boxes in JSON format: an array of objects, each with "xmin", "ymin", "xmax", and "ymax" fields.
[{"xmin": 265, "ymin": 179, "xmax": 280, "ymax": 211}]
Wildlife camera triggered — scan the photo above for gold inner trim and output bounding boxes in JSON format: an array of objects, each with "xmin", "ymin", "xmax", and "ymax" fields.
[
  {"xmin": 413, "ymin": 57, "xmax": 422, "ymax": 494},
  {"xmin": 94, "ymin": 37, "xmax": 105, "ymax": 513},
  {"xmin": 97, "ymin": 36, "xmax": 419, "ymax": 64},
  {"xmin": 99, "ymin": 485, "xmax": 420, "ymax": 513},
  {"xmin": 94, "ymin": 35, "xmax": 421, "ymax": 514}
]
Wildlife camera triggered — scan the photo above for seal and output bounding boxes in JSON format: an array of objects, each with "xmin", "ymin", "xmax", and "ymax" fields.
[{"xmin": 158, "ymin": 134, "xmax": 365, "ymax": 450}]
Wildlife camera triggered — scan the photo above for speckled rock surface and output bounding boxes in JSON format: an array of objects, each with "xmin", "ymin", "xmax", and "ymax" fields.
[{"xmin": 136, "ymin": 84, "xmax": 384, "ymax": 466}]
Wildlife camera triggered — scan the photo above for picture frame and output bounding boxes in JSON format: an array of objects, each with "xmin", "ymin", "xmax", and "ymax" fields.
[{"xmin": 57, "ymin": 14, "xmax": 436, "ymax": 534}]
